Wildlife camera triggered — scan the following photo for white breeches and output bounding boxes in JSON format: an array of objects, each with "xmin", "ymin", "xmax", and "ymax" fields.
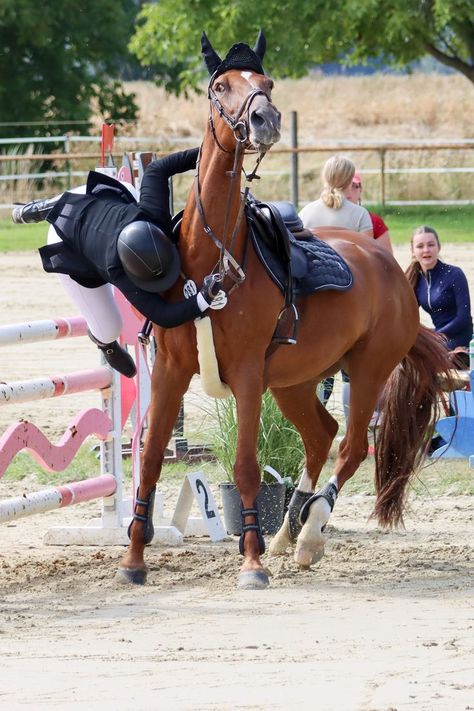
[
  {"xmin": 47, "ymin": 223, "xmax": 122, "ymax": 344},
  {"xmin": 45, "ymin": 179, "xmax": 138, "ymax": 344}
]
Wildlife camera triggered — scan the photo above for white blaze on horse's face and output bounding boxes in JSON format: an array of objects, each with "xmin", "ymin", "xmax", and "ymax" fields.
[
  {"xmin": 214, "ymin": 69, "xmax": 281, "ymax": 151},
  {"xmin": 241, "ymin": 70, "xmax": 255, "ymax": 85}
]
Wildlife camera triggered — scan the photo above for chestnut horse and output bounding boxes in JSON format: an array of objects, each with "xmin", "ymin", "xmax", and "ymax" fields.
[{"xmin": 117, "ymin": 32, "xmax": 452, "ymax": 588}]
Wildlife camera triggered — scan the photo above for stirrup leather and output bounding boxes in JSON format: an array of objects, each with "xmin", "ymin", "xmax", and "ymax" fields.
[
  {"xmin": 127, "ymin": 486, "xmax": 156, "ymax": 544},
  {"xmin": 239, "ymin": 504, "xmax": 265, "ymax": 555}
]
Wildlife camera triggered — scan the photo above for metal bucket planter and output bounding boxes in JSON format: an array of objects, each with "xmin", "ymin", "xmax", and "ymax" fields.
[{"xmin": 219, "ymin": 467, "xmax": 286, "ymax": 535}]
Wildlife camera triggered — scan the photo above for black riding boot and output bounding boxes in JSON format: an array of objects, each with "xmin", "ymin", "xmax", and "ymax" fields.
[
  {"xmin": 12, "ymin": 195, "xmax": 62, "ymax": 224},
  {"xmin": 88, "ymin": 330, "xmax": 137, "ymax": 378}
]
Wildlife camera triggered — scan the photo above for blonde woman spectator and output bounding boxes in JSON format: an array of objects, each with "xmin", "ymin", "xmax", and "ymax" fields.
[
  {"xmin": 299, "ymin": 155, "xmax": 373, "ymax": 237},
  {"xmin": 347, "ymin": 171, "xmax": 393, "ymax": 254},
  {"xmin": 301, "ymin": 156, "xmax": 374, "ymax": 425}
]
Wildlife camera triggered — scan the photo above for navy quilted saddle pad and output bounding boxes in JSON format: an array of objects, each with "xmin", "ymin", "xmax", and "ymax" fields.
[{"xmin": 247, "ymin": 200, "xmax": 353, "ymax": 297}]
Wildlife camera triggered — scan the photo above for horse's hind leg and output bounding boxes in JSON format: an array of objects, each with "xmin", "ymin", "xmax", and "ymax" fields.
[
  {"xmin": 295, "ymin": 362, "xmax": 387, "ymax": 567},
  {"xmin": 268, "ymin": 381, "xmax": 338, "ymax": 557},
  {"xmin": 116, "ymin": 359, "xmax": 193, "ymax": 585}
]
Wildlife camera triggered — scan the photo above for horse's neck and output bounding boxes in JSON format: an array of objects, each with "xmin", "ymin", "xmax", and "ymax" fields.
[{"xmin": 181, "ymin": 132, "xmax": 246, "ymax": 272}]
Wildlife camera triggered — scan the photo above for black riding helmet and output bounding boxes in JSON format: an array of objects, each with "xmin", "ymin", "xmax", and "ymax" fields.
[{"xmin": 117, "ymin": 221, "xmax": 180, "ymax": 293}]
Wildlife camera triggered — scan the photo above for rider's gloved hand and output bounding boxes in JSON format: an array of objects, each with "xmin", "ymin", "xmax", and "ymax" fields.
[
  {"xmin": 184, "ymin": 275, "xmax": 228, "ymax": 312},
  {"xmin": 200, "ymin": 274, "xmax": 227, "ymax": 310}
]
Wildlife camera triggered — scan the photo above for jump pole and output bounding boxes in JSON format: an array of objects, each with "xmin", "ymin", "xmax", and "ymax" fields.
[{"xmin": 0, "ymin": 314, "xmax": 182, "ymax": 546}]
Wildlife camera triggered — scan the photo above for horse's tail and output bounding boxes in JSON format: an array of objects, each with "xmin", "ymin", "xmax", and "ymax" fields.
[{"xmin": 373, "ymin": 325, "xmax": 454, "ymax": 527}]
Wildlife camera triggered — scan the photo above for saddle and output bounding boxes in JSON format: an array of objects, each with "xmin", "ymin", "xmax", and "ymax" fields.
[
  {"xmin": 246, "ymin": 198, "xmax": 353, "ymax": 348},
  {"xmin": 172, "ymin": 199, "xmax": 353, "ymax": 348},
  {"xmin": 246, "ymin": 198, "xmax": 353, "ymax": 299}
]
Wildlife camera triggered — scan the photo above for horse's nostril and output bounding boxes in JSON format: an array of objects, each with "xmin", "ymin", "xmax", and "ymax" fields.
[{"xmin": 251, "ymin": 110, "xmax": 266, "ymax": 128}]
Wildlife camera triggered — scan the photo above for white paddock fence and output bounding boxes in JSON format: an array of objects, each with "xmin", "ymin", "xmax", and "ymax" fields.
[{"xmin": 1, "ymin": 130, "xmax": 474, "ymax": 209}]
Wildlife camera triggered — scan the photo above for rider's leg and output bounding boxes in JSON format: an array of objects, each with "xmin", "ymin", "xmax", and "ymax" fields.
[
  {"xmin": 47, "ymin": 225, "xmax": 136, "ymax": 377},
  {"xmin": 12, "ymin": 193, "xmax": 64, "ymax": 224}
]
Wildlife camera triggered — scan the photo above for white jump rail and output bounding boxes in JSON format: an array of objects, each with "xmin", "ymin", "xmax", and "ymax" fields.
[
  {"xmin": 0, "ymin": 315, "xmax": 130, "ymax": 542},
  {"xmin": 0, "ymin": 315, "xmax": 182, "ymax": 546}
]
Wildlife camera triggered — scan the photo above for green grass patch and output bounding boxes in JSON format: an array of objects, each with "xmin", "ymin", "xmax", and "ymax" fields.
[
  {"xmin": 1, "ymin": 204, "xmax": 473, "ymax": 252},
  {"xmin": 0, "ymin": 220, "xmax": 47, "ymax": 252},
  {"xmin": 2, "ymin": 445, "xmax": 106, "ymax": 485},
  {"xmin": 1, "ymin": 440, "xmax": 471, "ymax": 499},
  {"xmin": 375, "ymin": 203, "xmax": 474, "ymax": 245},
  {"xmin": 318, "ymin": 446, "xmax": 473, "ymax": 498}
]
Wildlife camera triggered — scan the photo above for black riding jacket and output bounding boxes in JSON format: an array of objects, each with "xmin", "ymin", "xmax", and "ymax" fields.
[{"xmin": 39, "ymin": 148, "xmax": 200, "ymax": 328}]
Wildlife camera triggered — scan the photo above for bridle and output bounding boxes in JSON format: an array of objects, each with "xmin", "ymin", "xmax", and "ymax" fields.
[
  {"xmin": 194, "ymin": 76, "xmax": 276, "ymax": 292},
  {"xmin": 207, "ymin": 82, "xmax": 271, "ymax": 152}
]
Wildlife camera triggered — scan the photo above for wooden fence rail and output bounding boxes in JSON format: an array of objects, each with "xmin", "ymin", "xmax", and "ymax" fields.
[{"xmin": 1, "ymin": 123, "xmax": 474, "ymax": 208}]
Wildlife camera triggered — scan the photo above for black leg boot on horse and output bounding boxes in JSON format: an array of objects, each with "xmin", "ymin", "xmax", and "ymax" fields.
[
  {"xmin": 116, "ymin": 487, "xmax": 157, "ymax": 585},
  {"xmin": 238, "ymin": 501, "xmax": 268, "ymax": 588}
]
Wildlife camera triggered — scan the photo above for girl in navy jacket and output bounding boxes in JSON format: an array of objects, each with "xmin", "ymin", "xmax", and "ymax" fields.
[{"xmin": 406, "ymin": 225, "xmax": 472, "ymax": 367}]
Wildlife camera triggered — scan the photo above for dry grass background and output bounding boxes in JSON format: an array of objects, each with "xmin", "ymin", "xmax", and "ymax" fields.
[
  {"xmin": 120, "ymin": 73, "xmax": 474, "ymax": 205},
  {"xmin": 4, "ymin": 73, "xmax": 473, "ymax": 208},
  {"xmin": 125, "ymin": 73, "xmax": 474, "ymax": 142}
]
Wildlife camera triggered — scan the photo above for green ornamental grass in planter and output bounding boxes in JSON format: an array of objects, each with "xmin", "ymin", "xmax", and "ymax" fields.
[{"xmin": 212, "ymin": 391, "xmax": 305, "ymax": 535}]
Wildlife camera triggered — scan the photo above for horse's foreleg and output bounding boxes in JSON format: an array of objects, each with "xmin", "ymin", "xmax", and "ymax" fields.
[
  {"xmin": 116, "ymin": 360, "xmax": 193, "ymax": 585},
  {"xmin": 267, "ymin": 383, "xmax": 338, "ymax": 561},
  {"xmin": 231, "ymin": 379, "xmax": 270, "ymax": 589}
]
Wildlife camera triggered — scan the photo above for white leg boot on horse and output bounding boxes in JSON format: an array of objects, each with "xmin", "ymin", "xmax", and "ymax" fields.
[
  {"xmin": 268, "ymin": 382, "xmax": 338, "ymax": 559},
  {"xmin": 292, "ymin": 358, "xmax": 396, "ymax": 567},
  {"xmin": 294, "ymin": 478, "xmax": 338, "ymax": 567}
]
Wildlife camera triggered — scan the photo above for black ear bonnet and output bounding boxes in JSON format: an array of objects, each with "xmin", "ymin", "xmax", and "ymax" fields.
[{"xmin": 201, "ymin": 29, "xmax": 266, "ymax": 82}]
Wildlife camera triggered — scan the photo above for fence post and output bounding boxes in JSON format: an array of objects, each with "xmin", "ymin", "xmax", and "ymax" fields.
[
  {"xmin": 64, "ymin": 136, "xmax": 71, "ymax": 190},
  {"xmin": 99, "ymin": 367, "xmax": 125, "ymax": 529},
  {"xmin": 290, "ymin": 111, "xmax": 299, "ymax": 208},
  {"xmin": 380, "ymin": 149, "xmax": 386, "ymax": 206}
]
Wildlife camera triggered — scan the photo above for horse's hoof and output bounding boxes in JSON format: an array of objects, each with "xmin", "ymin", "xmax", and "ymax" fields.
[
  {"xmin": 238, "ymin": 570, "xmax": 270, "ymax": 589},
  {"xmin": 115, "ymin": 566, "xmax": 148, "ymax": 585},
  {"xmin": 268, "ymin": 530, "xmax": 291, "ymax": 556},
  {"xmin": 294, "ymin": 541, "xmax": 325, "ymax": 568}
]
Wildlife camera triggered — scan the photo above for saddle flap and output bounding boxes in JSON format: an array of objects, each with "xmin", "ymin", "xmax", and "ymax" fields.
[
  {"xmin": 289, "ymin": 237, "xmax": 308, "ymax": 278},
  {"xmin": 248, "ymin": 199, "xmax": 291, "ymax": 263}
]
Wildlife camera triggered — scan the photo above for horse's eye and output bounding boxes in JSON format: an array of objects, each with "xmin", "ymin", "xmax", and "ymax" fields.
[
  {"xmin": 214, "ymin": 82, "xmax": 225, "ymax": 94},
  {"xmin": 266, "ymin": 79, "xmax": 274, "ymax": 92}
]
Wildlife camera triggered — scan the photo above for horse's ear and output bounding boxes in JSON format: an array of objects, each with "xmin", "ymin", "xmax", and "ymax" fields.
[
  {"xmin": 253, "ymin": 29, "xmax": 266, "ymax": 62},
  {"xmin": 201, "ymin": 32, "xmax": 222, "ymax": 75}
]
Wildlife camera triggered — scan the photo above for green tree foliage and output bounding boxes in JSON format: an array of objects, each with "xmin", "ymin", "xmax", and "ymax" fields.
[
  {"xmin": 130, "ymin": 0, "xmax": 474, "ymax": 94},
  {"xmin": 0, "ymin": 0, "xmax": 139, "ymax": 138}
]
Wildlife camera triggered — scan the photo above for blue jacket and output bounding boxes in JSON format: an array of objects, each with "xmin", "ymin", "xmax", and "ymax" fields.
[{"xmin": 415, "ymin": 260, "xmax": 472, "ymax": 349}]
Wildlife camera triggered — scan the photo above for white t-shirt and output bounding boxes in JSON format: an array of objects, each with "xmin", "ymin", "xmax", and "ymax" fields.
[{"xmin": 299, "ymin": 197, "xmax": 372, "ymax": 233}]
